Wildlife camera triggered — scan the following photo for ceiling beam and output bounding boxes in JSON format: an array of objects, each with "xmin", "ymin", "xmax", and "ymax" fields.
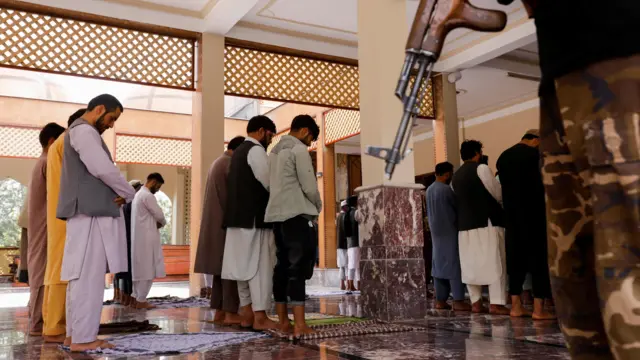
[
  {"xmin": 482, "ymin": 57, "xmax": 541, "ymax": 78},
  {"xmin": 203, "ymin": 0, "xmax": 261, "ymax": 35},
  {"xmin": 434, "ymin": 20, "xmax": 537, "ymax": 73}
]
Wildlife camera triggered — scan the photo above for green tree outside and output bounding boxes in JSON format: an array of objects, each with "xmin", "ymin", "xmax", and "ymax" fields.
[{"xmin": 0, "ymin": 178, "xmax": 27, "ymax": 248}]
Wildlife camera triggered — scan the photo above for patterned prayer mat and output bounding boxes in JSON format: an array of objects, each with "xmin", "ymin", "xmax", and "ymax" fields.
[
  {"xmin": 104, "ymin": 296, "xmax": 210, "ymax": 309},
  {"xmin": 268, "ymin": 312, "xmax": 342, "ymax": 322},
  {"xmin": 522, "ymin": 333, "xmax": 567, "ymax": 347},
  {"xmin": 266, "ymin": 319, "xmax": 425, "ymax": 341},
  {"xmin": 98, "ymin": 320, "xmax": 160, "ymax": 335},
  {"xmin": 61, "ymin": 331, "xmax": 267, "ymax": 356}
]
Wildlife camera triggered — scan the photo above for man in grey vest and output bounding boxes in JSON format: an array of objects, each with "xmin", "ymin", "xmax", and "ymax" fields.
[{"xmin": 57, "ymin": 94, "xmax": 135, "ymax": 352}]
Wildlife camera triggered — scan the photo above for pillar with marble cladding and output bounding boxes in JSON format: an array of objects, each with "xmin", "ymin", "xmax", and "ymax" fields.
[
  {"xmin": 189, "ymin": 33, "xmax": 225, "ymax": 296},
  {"xmin": 357, "ymin": 0, "xmax": 427, "ymax": 321},
  {"xmin": 433, "ymin": 74, "xmax": 460, "ymax": 167}
]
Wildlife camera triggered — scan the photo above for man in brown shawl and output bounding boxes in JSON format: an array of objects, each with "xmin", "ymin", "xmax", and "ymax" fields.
[
  {"xmin": 194, "ymin": 136, "xmax": 246, "ymax": 325},
  {"xmin": 27, "ymin": 122, "xmax": 65, "ymax": 336}
]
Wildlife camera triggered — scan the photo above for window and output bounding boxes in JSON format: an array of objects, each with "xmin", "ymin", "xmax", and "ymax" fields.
[
  {"xmin": 0, "ymin": 178, "xmax": 27, "ymax": 247},
  {"xmin": 154, "ymin": 191, "xmax": 173, "ymax": 245}
]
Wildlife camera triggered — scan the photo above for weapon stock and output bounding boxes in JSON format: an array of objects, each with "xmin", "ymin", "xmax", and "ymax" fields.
[{"xmin": 366, "ymin": 0, "xmax": 508, "ymax": 180}]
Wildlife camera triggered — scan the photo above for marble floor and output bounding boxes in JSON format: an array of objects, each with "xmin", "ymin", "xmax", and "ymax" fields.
[{"xmin": 0, "ymin": 287, "xmax": 570, "ymax": 360}]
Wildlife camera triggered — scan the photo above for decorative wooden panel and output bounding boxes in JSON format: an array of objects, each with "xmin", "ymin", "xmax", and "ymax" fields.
[
  {"xmin": 324, "ymin": 109, "xmax": 360, "ymax": 145},
  {"xmin": 347, "ymin": 155, "xmax": 362, "ymax": 196},
  {"xmin": 224, "ymin": 46, "xmax": 435, "ymax": 118},
  {"xmin": 0, "ymin": 7, "xmax": 195, "ymax": 89},
  {"xmin": 0, "ymin": 126, "xmax": 40, "ymax": 159},
  {"xmin": 115, "ymin": 135, "xmax": 191, "ymax": 166}
]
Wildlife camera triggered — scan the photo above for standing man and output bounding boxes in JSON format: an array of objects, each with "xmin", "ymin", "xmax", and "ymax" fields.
[
  {"xmin": 17, "ymin": 195, "xmax": 28, "ymax": 284},
  {"xmin": 113, "ymin": 179, "xmax": 142, "ymax": 307},
  {"xmin": 57, "ymin": 94, "xmax": 135, "ymax": 352},
  {"xmin": 336, "ymin": 201, "xmax": 350, "ymax": 291},
  {"xmin": 265, "ymin": 115, "xmax": 321, "ymax": 337},
  {"xmin": 27, "ymin": 122, "xmax": 66, "ymax": 336},
  {"xmin": 131, "ymin": 173, "xmax": 167, "ymax": 309},
  {"xmin": 426, "ymin": 162, "xmax": 471, "ymax": 311},
  {"xmin": 451, "ymin": 140, "xmax": 509, "ymax": 315},
  {"xmin": 194, "ymin": 136, "xmax": 245, "ymax": 325},
  {"xmin": 42, "ymin": 109, "xmax": 85, "ymax": 344},
  {"xmin": 346, "ymin": 195, "xmax": 361, "ymax": 292},
  {"xmin": 497, "ymin": 130, "xmax": 555, "ymax": 320},
  {"xmin": 222, "ymin": 115, "xmax": 278, "ymax": 331},
  {"xmin": 495, "ymin": 1, "xmax": 640, "ymax": 357}
]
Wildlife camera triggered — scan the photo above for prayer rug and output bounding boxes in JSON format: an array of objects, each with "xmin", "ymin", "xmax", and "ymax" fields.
[
  {"xmin": 61, "ymin": 331, "xmax": 267, "ymax": 356},
  {"xmin": 522, "ymin": 333, "xmax": 567, "ymax": 347},
  {"xmin": 98, "ymin": 320, "xmax": 161, "ymax": 335},
  {"xmin": 266, "ymin": 319, "xmax": 425, "ymax": 341},
  {"xmin": 268, "ymin": 312, "xmax": 342, "ymax": 322},
  {"xmin": 104, "ymin": 296, "xmax": 210, "ymax": 309}
]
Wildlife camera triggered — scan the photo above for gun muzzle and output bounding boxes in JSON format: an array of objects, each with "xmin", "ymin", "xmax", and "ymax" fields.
[{"xmin": 395, "ymin": 52, "xmax": 417, "ymax": 100}]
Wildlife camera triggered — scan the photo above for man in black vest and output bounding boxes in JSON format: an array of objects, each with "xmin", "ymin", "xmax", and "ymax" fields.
[
  {"xmin": 221, "ymin": 115, "xmax": 278, "ymax": 331},
  {"xmin": 451, "ymin": 140, "xmax": 509, "ymax": 315}
]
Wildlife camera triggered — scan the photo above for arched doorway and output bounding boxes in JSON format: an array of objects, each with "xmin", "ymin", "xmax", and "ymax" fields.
[{"xmin": 154, "ymin": 190, "xmax": 173, "ymax": 245}]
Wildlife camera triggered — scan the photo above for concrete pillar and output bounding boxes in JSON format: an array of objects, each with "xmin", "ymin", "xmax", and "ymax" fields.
[
  {"xmin": 317, "ymin": 112, "xmax": 337, "ymax": 269},
  {"xmin": 356, "ymin": 0, "xmax": 427, "ymax": 321},
  {"xmin": 189, "ymin": 33, "xmax": 225, "ymax": 296},
  {"xmin": 433, "ymin": 74, "xmax": 460, "ymax": 167}
]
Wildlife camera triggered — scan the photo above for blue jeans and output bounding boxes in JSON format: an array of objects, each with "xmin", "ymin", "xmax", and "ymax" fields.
[{"xmin": 434, "ymin": 277, "xmax": 466, "ymax": 302}]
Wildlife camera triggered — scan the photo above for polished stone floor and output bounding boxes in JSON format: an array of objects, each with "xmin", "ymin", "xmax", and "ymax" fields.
[{"xmin": 0, "ymin": 291, "xmax": 570, "ymax": 359}]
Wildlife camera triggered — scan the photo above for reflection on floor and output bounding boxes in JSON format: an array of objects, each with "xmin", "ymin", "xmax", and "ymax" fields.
[{"xmin": 0, "ymin": 284, "xmax": 570, "ymax": 359}]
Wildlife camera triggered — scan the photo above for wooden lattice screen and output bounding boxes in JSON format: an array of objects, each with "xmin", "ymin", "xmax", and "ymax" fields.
[
  {"xmin": 115, "ymin": 134, "xmax": 192, "ymax": 166},
  {"xmin": 0, "ymin": 7, "xmax": 195, "ymax": 89},
  {"xmin": 324, "ymin": 109, "xmax": 360, "ymax": 145},
  {"xmin": 0, "ymin": 125, "xmax": 41, "ymax": 159},
  {"xmin": 224, "ymin": 45, "xmax": 436, "ymax": 118}
]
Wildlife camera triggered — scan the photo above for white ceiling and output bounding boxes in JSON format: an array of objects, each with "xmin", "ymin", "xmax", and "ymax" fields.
[{"xmin": 138, "ymin": 0, "xmax": 211, "ymax": 12}]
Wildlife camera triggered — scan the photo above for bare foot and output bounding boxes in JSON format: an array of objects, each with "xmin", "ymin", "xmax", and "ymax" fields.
[
  {"xmin": 435, "ymin": 300, "xmax": 451, "ymax": 310},
  {"xmin": 278, "ymin": 321, "xmax": 293, "ymax": 333},
  {"xmin": 252, "ymin": 318, "xmax": 279, "ymax": 331},
  {"xmin": 44, "ymin": 334, "xmax": 67, "ymax": 343},
  {"xmin": 136, "ymin": 301, "xmax": 156, "ymax": 309},
  {"xmin": 532, "ymin": 310, "xmax": 557, "ymax": 321},
  {"xmin": 63, "ymin": 337, "xmax": 72, "ymax": 347},
  {"xmin": 29, "ymin": 331, "xmax": 43, "ymax": 337},
  {"xmin": 472, "ymin": 300, "xmax": 488, "ymax": 314},
  {"xmin": 70, "ymin": 340, "xmax": 107, "ymax": 352},
  {"xmin": 213, "ymin": 310, "xmax": 226, "ymax": 325},
  {"xmin": 510, "ymin": 306, "xmax": 532, "ymax": 317},
  {"xmin": 98, "ymin": 340, "xmax": 115, "ymax": 349},
  {"xmin": 223, "ymin": 312, "xmax": 243, "ymax": 326},
  {"xmin": 489, "ymin": 305, "xmax": 511, "ymax": 315},
  {"xmin": 453, "ymin": 301, "xmax": 472, "ymax": 312},
  {"xmin": 294, "ymin": 324, "xmax": 315, "ymax": 337},
  {"xmin": 239, "ymin": 305, "xmax": 254, "ymax": 328}
]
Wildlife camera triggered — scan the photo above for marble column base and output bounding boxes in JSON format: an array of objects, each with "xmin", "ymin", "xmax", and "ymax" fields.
[{"xmin": 356, "ymin": 184, "xmax": 427, "ymax": 322}]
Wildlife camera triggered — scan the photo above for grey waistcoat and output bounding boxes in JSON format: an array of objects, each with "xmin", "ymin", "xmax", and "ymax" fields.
[{"xmin": 56, "ymin": 119, "xmax": 120, "ymax": 220}]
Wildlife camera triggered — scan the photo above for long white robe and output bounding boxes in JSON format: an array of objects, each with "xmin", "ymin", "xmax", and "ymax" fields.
[
  {"xmin": 60, "ymin": 124, "xmax": 134, "ymax": 344},
  {"xmin": 131, "ymin": 187, "xmax": 167, "ymax": 281},
  {"xmin": 454, "ymin": 164, "xmax": 506, "ymax": 286},
  {"xmin": 60, "ymin": 125, "xmax": 135, "ymax": 281},
  {"xmin": 221, "ymin": 138, "xmax": 276, "ymax": 311}
]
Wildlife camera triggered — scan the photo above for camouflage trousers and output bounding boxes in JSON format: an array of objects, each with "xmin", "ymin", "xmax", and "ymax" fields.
[{"xmin": 540, "ymin": 55, "xmax": 640, "ymax": 360}]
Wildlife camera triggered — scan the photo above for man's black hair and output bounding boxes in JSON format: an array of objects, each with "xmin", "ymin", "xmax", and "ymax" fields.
[
  {"xmin": 68, "ymin": 108, "xmax": 86, "ymax": 127},
  {"xmin": 435, "ymin": 161, "xmax": 454, "ymax": 176},
  {"xmin": 227, "ymin": 136, "xmax": 246, "ymax": 151},
  {"xmin": 460, "ymin": 140, "xmax": 483, "ymax": 161},
  {"xmin": 246, "ymin": 115, "xmax": 276, "ymax": 134},
  {"xmin": 147, "ymin": 172, "xmax": 165, "ymax": 184},
  {"xmin": 291, "ymin": 114, "xmax": 320, "ymax": 141},
  {"xmin": 39, "ymin": 122, "xmax": 65, "ymax": 148},
  {"xmin": 87, "ymin": 94, "xmax": 123, "ymax": 113},
  {"xmin": 522, "ymin": 133, "xmax": 539, "ymax": 141}
]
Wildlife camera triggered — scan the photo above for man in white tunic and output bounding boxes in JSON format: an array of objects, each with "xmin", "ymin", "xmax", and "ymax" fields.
[
  {"xmin": 131, "ymin": 173, "xmax": 167, "ymax": 309},
  {"xmin": 451, "ymin": 140, "xmax": 509, "ymax": 315},
  {"xmin": 222, "ymin": 115, "xmax": 278, "ymax": 331},
  {"xmin": 57, "ymin": 94, "xmax": 135, "ymax": 352}
]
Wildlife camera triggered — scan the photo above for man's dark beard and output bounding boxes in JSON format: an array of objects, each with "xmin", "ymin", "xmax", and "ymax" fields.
[
  {"xmin": 259, "ymin": 138, "xmax": 268, "ymax": 148},
  {"xmin": 95, "ymin": 113, "xmax": 107, "ymax": 134}
]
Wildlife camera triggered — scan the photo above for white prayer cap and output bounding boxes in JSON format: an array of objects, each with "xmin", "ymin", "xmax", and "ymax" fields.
[{"xmin": 129, "ymin": 179, "xmax": 142, "ymax": 187}]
